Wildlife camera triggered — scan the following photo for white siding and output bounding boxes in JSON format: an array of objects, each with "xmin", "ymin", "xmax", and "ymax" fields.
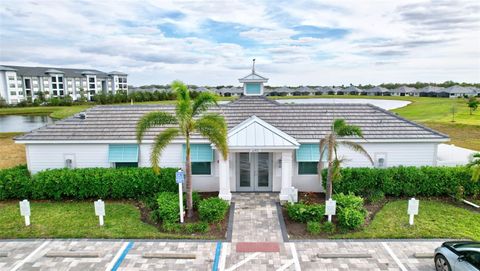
[
  {"xmin": 27, "ymin": 143, "xmax": 219, "ymax": 192},
  {"xmin": 25, "ymin": 141, "xmax": 438, "ymax": 193},
  {"xmin": 293, "ymin": 142, "xmax": 438, "ymax": 192},
  {"xmin": 139, "ymin": 143, "xmax": 218, "ymax": 192},
  {"xmin": 27, "ymin": 144, "xmax": 110, "ymax": 173}
]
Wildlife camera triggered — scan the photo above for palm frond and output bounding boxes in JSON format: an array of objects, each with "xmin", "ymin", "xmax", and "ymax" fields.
[
  {"xmin": 192, "ymin": 92, "xmax": 218, "ymax": 116},
  {"xmin": 194, "ymin": 114, "xmax": 229, "ymax": 160},
  {"xmin": 333, "ymin": 118, "xmax": 363, "ymax": 138},
  {"xmin": 136, "ymin": 111, "xmax": 177, "ymax": 143},
  {"xmin": 172, "ymin": 80, "xmax": 192, "ymax": 125},
  {"xmin": 150, "ymin": 128, "xmax": 179, "ymax": 174},
  {"xmin": 339, "ymin": 141, "xmax": 374, "ymax": 165}
]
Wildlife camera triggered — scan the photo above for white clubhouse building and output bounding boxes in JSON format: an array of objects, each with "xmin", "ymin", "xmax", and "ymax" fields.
[{"xmin": 16, "ymin": 68, "xmax": 449, "ymax": 201}]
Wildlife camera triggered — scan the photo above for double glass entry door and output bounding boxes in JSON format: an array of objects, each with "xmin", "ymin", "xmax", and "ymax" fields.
[{"xmin": 237, "ymin": 152, "xmax": 271, "ymax": 191}]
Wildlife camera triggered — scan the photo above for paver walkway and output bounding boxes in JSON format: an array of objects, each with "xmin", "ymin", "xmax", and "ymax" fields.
[
  {"xmin": 231, "ymin": 193, "xmax": 283, "ymax": 243},
  {"xmin": 221, "ymin": 193, "xmax": 299, "ymax": 271}
]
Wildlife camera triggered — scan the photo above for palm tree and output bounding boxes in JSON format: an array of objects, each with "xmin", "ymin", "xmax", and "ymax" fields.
[
  {"xmin": 467, "ymin": 153, "xmax": 480, "ymax": 182},
  {"xmin": 136, "ymin": 81, "xmax": 228, "ymax": 218},
  {"xmin": 318, "ymin": 119, "xmax": 374, "ymax": 200}
]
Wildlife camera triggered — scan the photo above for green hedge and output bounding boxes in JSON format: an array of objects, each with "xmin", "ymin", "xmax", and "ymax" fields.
[
  {"xmin": 0, "ymin": 166, "xmax": 178, "ymax": 200},
  {"xmin": 322, "ymin": 166, "xmax": 478, "ymax": 198},
  {"xmin": 286, "ymin": 203, "xmax": 325, "ymax": 223},
  {"xmin": 0, "ymin": 165, "xmax": 32, "ymax": 200},
  {"xmin": 198, "ymin": 197, "xmax": 229, "ymax": 223}
]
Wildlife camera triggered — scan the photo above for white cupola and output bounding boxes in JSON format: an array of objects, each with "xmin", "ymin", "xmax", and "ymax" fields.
[{"xmin": 238, "ymin": 59, "xmax": 268, "ymax": 96}]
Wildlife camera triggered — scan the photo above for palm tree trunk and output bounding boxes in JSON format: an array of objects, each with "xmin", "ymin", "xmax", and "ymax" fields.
[
  {"xmin": 326, "ymin": 134, "xmax": 335, "ymax": 200},
  {"xmin": 318, "ymin": 140, "xmax": 325, "ymax": 189},
  {"xmin": 185, "ymin": 135, "xmax": 193, "ymax": 218}
]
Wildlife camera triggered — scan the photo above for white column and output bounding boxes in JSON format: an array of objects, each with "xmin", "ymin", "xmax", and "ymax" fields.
[
  {"xmin": 218, "ymin": 151, "xmax": 232, "ymax": 202},
  {"xmin": 279, "ymin": 150, "xmax": 294, "ymax": 201}
]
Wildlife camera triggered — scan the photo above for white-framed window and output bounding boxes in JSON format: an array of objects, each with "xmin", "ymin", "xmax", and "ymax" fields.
[
  {"xmin": 8, "ymin": 76, "xmax": 15, "ymax": 81},
  {"xmin": 374, "ymin": 153, "xmax": 387, "ymax": 168},
  {"xmin": 51, "ymin": 75, "xmax": 64, "ymax": 96}
]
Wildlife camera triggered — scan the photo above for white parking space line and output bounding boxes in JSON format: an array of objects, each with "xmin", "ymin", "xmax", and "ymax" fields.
[
  {"xmin": 382, "ymin": 242, "xmax": 408, "ymax": 271},
  {"xmin": 289, "ymin": 242, "xmax": 301, "ymax": 271},
  {"xmin": 225, "ymin": 252, "xmax": 260, "ymax": 271},
  {"xmin": 10, "ymin": 240, "xmax": 50, "ymax": 271},
  {"xmin": 105, "ymin": 242, "xmax": 128, "ymax": 271},
  {"xmin": 218, "ymin": 242, "xmax": 229, "ymax": 271},
  {"xmin": 276, "ymin": 259, "xmax": 294, "ymax": 271}
]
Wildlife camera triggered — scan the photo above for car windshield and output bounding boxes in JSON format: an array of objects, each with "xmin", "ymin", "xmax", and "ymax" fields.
[{"xmin": 453, "ymin": 243, "xmax": 480, "ymax": 250}]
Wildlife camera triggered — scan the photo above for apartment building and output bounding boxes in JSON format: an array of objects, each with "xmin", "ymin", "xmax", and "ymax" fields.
[{"xmin": 0, "ymin": 65, "xmax": 128, "ymax": 104}]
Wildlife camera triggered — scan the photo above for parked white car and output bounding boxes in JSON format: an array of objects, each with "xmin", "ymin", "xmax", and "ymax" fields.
[{"xmin": 434, "ymin": 241, "xmax": 480, "ymax": 271}]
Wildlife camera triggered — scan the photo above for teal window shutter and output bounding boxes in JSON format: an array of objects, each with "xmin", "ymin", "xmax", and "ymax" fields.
[
  {"xmin": 108, "ymin": 144, "xmax": 139, "ymax": 163},
  {"xmin": 296, "ymin": 144, "xmax": 327, "ymax": 162},
  {"xmin": 245, "ymin": 83, "xmax": 261, "ymax": 94},
  {"xmin": 183, "ymin": 144, "xmax": 213, "ymax": 162}
]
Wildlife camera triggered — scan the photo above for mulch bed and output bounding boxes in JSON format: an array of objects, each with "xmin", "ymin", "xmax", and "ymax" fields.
[
  {"xmin": 137, "ymin": 192, "xmax": 229, "ymax": 239},
  {"xmin": 282, "ymin": 193, "xmax": 479, "ymax": 239},
  {"xmin": 283, "ymin": 192, "xmax": 386, "ymax": 239}
]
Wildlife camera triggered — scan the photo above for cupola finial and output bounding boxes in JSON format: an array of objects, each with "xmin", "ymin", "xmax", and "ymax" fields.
[{"xmin": 252, "ymin": 58, "xmax": 255, "ymax": 73}]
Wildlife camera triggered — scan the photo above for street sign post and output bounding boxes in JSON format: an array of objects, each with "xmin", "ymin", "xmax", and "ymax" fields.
[
  {"xmin": 19, "ymin": 200, "xmax": 31, "ymax": 226},
  {"xmin": 407, "ymin": 198, "xmax": 419, "ymax": 225},
  {"xmin": 94, "ymin": 199, "xmax": 105, "ymax": 226},
  {"xmin": 176, "ymin": 169, "xmax": 185, "ymax": 223},
  {"xmin": 325, "ymin": 198, "xmax": 336, "ymax": 222}
]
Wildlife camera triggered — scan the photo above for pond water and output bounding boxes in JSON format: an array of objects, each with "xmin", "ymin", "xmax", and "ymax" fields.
[
  {"xmin": 275, "ymin": 98, "xmax": 411, "ymax": 110},
  {"xmin": 0, "ymin": 115, "xmax": 54, "ymax": 133}
]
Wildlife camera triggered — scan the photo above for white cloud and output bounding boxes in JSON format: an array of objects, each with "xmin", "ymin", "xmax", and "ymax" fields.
[{"xmin": 0, "ymin": 0, "xmax": 478, "ymax": 86}]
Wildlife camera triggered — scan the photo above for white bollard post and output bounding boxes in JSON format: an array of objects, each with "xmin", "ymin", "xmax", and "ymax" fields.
[
  {"xmin": 19, "ymin": 199, "xmax": 31, "ymax": 226},
  {"xmin": 176, "ymin": 169, "xmax": 185, "ymax": 223},
  {"xmin": 179, "ymin": 183, "xmax": 184, "ymax": 223}
]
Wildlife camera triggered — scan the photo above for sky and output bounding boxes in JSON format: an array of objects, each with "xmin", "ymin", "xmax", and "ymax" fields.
[{"xmin": 0, "ymin": 0, "xmax": 479, "ymax": 87}]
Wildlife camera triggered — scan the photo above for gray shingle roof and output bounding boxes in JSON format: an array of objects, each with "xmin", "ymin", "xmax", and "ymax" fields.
[
  {"xmin": 17, "ymin": 96, "xmax": 448, "ymax": 141},
  {"xmin": 1, "ymin": 65, "xmax": 126, "ymax": 79}
]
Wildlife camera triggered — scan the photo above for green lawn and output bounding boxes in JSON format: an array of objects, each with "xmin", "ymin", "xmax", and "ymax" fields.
[
  {"xmin": 337, "ymin": 200, "xmax": 480, "ymax": 240},
  {"xmin": 0, "ymin": 201, "xmax": 211, "ymax": 239},
  {"xmin": 0, "ymin": 105, "xmax": 91, "ymax": 119}
]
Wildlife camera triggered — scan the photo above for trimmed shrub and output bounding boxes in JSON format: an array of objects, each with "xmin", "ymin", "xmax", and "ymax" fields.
[
  {"xmin": 337, "ymin": 207, "xmax": 365, "ymax": 230},
  {"xmin": 333, "ymin": 193, "xmax": 364, "ymax": 211},
  {"xmin": 184, "ymin": 222, "xmax": 209, "ymax": 234},
  {"xmin": 322, "ymin": 166, "xmax": 478, "ymax": 198},
  {"xmin": 198, "ymin": 197, "xmax": 229, "ymax": 223},
  {"xmin": 321, "ymin": 221, "xmax": 336, "ymax": 233},
  {"xmin": 368, "ymin": 190, "xmax": 385, "ymax": 203},
  {"xmin": 0, "ymin": 165, "xmax": 32, "ymax": 200},
  {"xmin": 307, "ymin": 221, "xmax": 321, "ymax": 235},
  {"xmin": 162, "ymin": 221, "xmax": 182, "ymax": 233},
  {"xmin": 333, "ymin": 193, "xmax": 367, "ymax": 230},
  {"xmin": 157, "ymin": 192, "xmax": 180, "ymax": 223},
  {"xmin": 286, "ymin": 203, "xmax": 325, "ymax": 223},
  {"xmin": 0, "ymin": 166, "xmax": 178, "ymax": 200}
]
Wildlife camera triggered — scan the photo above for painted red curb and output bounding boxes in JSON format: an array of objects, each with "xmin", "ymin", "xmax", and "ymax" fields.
[{"xmin": 236, "ymin": 242, "xmax": 280, "ymax": 253}]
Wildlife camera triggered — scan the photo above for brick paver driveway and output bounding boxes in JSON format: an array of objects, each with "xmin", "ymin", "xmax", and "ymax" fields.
[{"xmin": 0, "ymin": 193, "xmax": 448, "ymax": 270}]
